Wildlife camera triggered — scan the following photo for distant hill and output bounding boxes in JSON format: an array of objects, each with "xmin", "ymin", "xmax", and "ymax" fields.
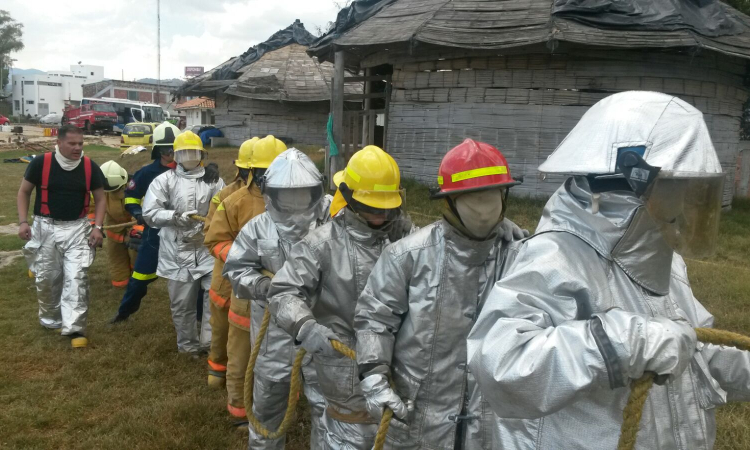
[
  {"xmin": 136, "ymin": 78, "xmax": 184, "ymax": 88},
  {"xmin": 9, "ymin": 68, "xmax": 46, "ymax": 76}
]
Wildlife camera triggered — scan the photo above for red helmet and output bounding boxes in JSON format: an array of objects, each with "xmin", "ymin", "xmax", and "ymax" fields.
[{"xmin": 432, "ymin": 138, "xmax": 520, "ymax": 198}]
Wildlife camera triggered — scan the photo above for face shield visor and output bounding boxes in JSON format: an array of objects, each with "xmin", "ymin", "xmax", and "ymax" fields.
[
  {"xmin": 644, "ymin": 172, "xmax": 724, "ymax": 259},
  {"xmin": 264, "ymin": 185, "xmax": 326, "ymax": 239},
  {"xmin": 175, "ymin": 149, "xmax": 205, "ymax": 170}
]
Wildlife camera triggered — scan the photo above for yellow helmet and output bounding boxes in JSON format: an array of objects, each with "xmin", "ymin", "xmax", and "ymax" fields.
[
  {"xmin": 236, "ymin": 137, "xmax": 260, "ymax": 169},
  {"xmin": 174, "ymin": 130, "xmax": 204, "ymax": 152},
  {"xmin": 250, "ymin": 135, "xmax": 286, "ymax": 169},
  {"xmin": 330, "ymin": 145, "xmax": 402, "ymax": 216}
]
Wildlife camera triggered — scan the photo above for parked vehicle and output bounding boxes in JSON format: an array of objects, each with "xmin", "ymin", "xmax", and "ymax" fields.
[
  {"xmin": 62, "ymin": 102, "xmax": 118, "ymax": 133},
  {"xmin": 0, "ymin": 114, "xmax": 10, "ymax": 125},
  {"xmin": 39, "ymin": 112, "xmax": 62, "ymax": 125},
  {"xmin": 120, "ymin": 122, "xmax": 158, "ymax": 150},
  {"xmin": 81, "ymin": 98, "xmax": 169, "ymax": 134}
]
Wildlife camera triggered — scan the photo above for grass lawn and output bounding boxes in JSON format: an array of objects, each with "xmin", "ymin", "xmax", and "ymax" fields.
[{"xmin": 0, "ymin": 144, "xmax": 749, "ymax": 448}]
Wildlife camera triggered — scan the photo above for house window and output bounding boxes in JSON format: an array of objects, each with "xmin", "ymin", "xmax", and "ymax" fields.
[
  {"xmin": 90, "ymin": 72, "xmax": 94, "ymax": 76},
  {"xmin": 127, "ymin": 90, "xmax": 138, "ymax": 101},
  {"xmin": 13, "ymin": 100, "xmax": 19, "ymax": 110},
  {"xmin": 23, "ymin": 80, "xmax": 34, "ymax": 85},
  {"xmin": 38, "ymin": 81, "xmax": 62, "ymax": 87},
  {"xmin": 26, "ymin": 100, "xmax": 34, "ymax": 104}
]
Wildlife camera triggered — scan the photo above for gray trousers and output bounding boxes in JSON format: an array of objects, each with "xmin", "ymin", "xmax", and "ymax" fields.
[
  {"xmin": 321, "ymin": 413, "xmax": 379, "ymax": 450},
  {"xmin": 247, "ymin": 373, "xmax": 327, "ymax": 450},
  {"xmin": 166, "ymin": 275, "xmax": 211, "ymax": 353},
  {"xmin": 23, "ymin": 217, "xmax": 94, "ymax": 335}
]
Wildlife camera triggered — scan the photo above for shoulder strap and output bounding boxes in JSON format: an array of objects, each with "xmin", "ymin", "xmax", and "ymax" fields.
[
  {"xmin": 39, "ymin": 152, "xmax": 53, "ymax": 215},
  {"xmin": 79, "ymin": 157, "xmax": 92, "ymax": 218}
]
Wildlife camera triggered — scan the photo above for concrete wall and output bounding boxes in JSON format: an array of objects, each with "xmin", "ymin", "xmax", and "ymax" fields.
[
  {"xmin": 385, "ymin": 49, "xmax": 748, "ymax": 205},
  {"xmin": 215, "ymin": 94, "xmax": 329, "ymax": 147}
]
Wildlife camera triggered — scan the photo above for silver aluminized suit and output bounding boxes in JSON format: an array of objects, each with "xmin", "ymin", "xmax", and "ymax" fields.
[
  {"xmin": 143, "ymin": 165, "xmax": 225, "ymax": 353},
  {"xmin": 354, "ymin": 219, "xmax": 520, "ymax": 449},
  {"xmin": 467, "ymin": 176, "xmax": 750, "ymax": 449},
  {"xmin": 23, "ymin": 217, "xmax": 95, "ymax": 335},
  {"xmin": 223, "ymin": 197, "xmax": 331, "ymax": 450},
  {"xmin": 269, "ymin": 208, "xmax": 411, "ymax": 449}
]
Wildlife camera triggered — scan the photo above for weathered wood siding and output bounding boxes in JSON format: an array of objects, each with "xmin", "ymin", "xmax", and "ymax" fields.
[
  {"xmin": 386, "ymin": 50, "xmax": 748, "ymax": 205},
  {"xmin": 215, "ymin": 94, "xmax": 329, "ymax": 147}
]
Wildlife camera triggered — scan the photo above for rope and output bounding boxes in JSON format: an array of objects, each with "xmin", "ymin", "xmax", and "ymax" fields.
[
  {"xmin": 102, "ymin": 220, "xmax": 136, "ymax": 230},
  {"xmin": 242, "ymin": 270, "xmax": 392, "ymax": 449},
  {"xmin": 618, "ymin": 327, "xmax": 750, "ymax": 450},
  {"xmin": 189, "ymin": 214, "xmax": 207, "ymax": 223}
]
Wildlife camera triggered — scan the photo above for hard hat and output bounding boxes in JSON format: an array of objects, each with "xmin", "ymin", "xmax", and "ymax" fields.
[
  {"xmin": 432, "ymin": 139, "xmax": 520, "ymax": 198},
  {"xmin": 330, "ymin": 145, "xmax": 402, "ymax": 216},
  {"xmin": 235, "ymin": 137, "xmax": 260, "ymax": 169},
  {"xmin": 151, "ymin": 121, "xmax": 181, "ymax": 159},
  {"xmin": 174, "ymin": 130, "xmax": 204, "ymax": 153},
  {"xmin": 250, "ymin": 135, "xmax": 286, "ymax": 169},
  {"xmin": 100, "ymin": 160, "xmax": 128, "ymax": 192}
]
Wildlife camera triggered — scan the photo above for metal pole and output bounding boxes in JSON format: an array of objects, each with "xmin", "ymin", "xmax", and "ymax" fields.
[{"xmin": 156, "ymin": 0, "xmax": 161, "ymax": 104}]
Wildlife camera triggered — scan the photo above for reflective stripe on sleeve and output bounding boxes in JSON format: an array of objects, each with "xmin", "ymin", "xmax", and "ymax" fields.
[{"xmin": 132, "ymin": 271, "xmax": 158, "ymax": 281}]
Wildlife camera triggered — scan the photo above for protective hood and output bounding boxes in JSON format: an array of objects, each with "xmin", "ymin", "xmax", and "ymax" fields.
[
  {"xmin": 539, "ymin": 91, "xmax": 722, "ymax": 176},
  {"xmin": 537, "ymin": 176, "xmax": 673, "ymax": 295},
  {"xmin": 263, "ymin": 148, "xmax": 323, "ymax": 189},
  {"xmin": 263, "ymin": 148, "xmax": 325, "ymax": 240}
]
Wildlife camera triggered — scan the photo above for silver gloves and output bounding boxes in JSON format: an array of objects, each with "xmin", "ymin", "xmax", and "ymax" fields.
[
  {"xmin": 498, "ymin": 218, "xmax": 529, "ymax": 242},
  {"xmin": 296, "ymin": 320, "xmax": 338, "ymax": 356},
  {"xmin": 360, "ymin": 374, "xmax": 408, "ymax": 420},
  {"xmin": 596, "ymin": 308, "xmax": 697, "ymax": 384},
  {"xmin": 174, "ymin": 209, "xmax": 198, "ymax": 227}
]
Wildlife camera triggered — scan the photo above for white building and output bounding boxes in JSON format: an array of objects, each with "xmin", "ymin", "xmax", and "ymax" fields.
[
  {"xmin": 11, "ymin": 64, "xmax": 104, "ymax": 117},
  {"xmin": 175, "ymin": 97, "xmax": 215, "ymax": 129}
]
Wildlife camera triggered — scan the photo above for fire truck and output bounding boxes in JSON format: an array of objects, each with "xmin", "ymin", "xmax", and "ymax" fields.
[{"xmin": 62, "ymin": 101, "xmax": 118, "ymax": 134}]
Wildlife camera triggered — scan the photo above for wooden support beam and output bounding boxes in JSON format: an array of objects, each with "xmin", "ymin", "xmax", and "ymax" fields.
[{"xmin": 330, "ymin": 51, "xmax": 345, "ymax": 190}]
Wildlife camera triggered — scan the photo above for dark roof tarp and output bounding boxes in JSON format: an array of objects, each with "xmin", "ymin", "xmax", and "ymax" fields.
[
  {"xmin": 311, "ymin": 0, "xmax": 397, "ymax": 54},
  {"xmin": 552, "ymin": 0, "xmax": 745, "ymax": 37},
  {"xmin": 177, "ymin": 20, "xmax": 317, "ymax": 96},
  {"xmin": 214, "ymin": 19, "xmax": 316, "ymax": 80}
]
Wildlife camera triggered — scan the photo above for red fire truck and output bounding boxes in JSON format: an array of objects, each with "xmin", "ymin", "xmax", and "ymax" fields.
[{"xmin": 62, "ymin": 102, "xmax": 118, "ymax": 134}]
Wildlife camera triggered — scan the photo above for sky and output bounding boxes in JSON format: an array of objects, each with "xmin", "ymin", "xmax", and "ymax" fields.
[{"xmin": 4, "ymin": 0, "xmax": 342, "ymax": 80}]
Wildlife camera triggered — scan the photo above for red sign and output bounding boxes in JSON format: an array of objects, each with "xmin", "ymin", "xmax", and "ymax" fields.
[{"xmin": 185, "ymin": 66, "xmax": 205, "ymax": 77}]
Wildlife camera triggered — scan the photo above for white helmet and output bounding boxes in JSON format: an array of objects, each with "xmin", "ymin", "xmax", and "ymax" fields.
[{"xmin": 101, "ymin": 160, "xmax": 128, "ymax": 192}]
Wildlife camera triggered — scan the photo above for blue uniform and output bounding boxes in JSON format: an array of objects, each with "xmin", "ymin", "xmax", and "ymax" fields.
[{"xmin": 116, "ymin": 159, "xmax": 173, "ymax": 319}]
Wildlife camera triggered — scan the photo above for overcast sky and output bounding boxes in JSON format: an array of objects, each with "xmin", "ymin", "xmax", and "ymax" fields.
[{"xmin": 4, "ymin": 0, "xmax": 341, "ymax": 80}]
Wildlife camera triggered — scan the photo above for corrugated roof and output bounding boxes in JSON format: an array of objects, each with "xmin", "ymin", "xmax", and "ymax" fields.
[
  {"xmin": 175, "ymin": 97, "xmax": 215, "ymax": 110},
  {"xmin": 309, "ymin": 0, "xmax": 750, "ymax": 63}
]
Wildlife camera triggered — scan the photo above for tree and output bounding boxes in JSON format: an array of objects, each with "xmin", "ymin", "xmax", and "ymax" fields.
[
  {"xmin": 0, "ymin": 10, "xmax": 24, "ymax": 90},
  {"xmin": 723, "ymin": 0, "xmax": 750, "ymax": 15}
]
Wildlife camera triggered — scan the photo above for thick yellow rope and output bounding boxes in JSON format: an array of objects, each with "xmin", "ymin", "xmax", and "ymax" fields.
[
  {"xmin": 618, "ymin": 327, "xmax": 750, "ymax": 450},
  {"xmin": 102, "ymin": 220, "xmax": 136, "ymax": 230},
  {"xmin": 242, "ymin": 269, "xmax": 392, "ymax": 448}
]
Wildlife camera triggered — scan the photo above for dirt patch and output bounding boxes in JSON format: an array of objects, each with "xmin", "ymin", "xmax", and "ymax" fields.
[
  {"xmin": 0, "ymin": 223, "xmax": 19, "ymax": 235},
  {"xmin": 0, "ymin": 250, "xmax": 22, "ymax": 270},
  {"xmin": 0, "ymin": 125, "xmax": 120, "ymax": 152}
]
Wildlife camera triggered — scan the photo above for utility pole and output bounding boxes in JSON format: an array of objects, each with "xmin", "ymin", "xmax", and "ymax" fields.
[{"xmin": 156, "ymin": 0, "xmax": 161, "ymax": 105}]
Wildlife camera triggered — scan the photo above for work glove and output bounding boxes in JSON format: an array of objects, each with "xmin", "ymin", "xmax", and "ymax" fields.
[
  {"xmin": 201, "ymin": 162, "xmax": 220, "ymax": 184},
  {"xmin": 127, "ymin": 229, "xmax": 143, "ymax": 251},
  {"xmin": 360, "ymin": 374, "xmax": 408, "ymax": 421},
  {"xmin": 595, "ymin": 308, "xmax": 697, "ymax": 385},
  {"xmin": 255, "ymin": 276, "xmax": 272, "ymax": 300},
  {"xmin": 497, "ymin": 218, "xmax": 529, "ymax": 242},
  {"xmin": 296, "ymin": 320, "xmax": 338, "ymax": 357},
  {"xmin": 134, "ymin": 213, "xmax": 146, "ymax": 226}
]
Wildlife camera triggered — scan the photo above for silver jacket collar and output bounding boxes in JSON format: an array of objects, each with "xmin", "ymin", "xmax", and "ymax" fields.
[
  {"xmin": 176, "ymin": 164, "xmax": 205, "ymax": 179},
  {"xmin": 441, "ymin": 219, "xmax": 498, "ymax": 266},
  {"xmin": 537, "ymin": 176, "xmax": 673, "ymax": 295},
  {"xmin": 343, "ymin": 208, "xmax": 389, "ymax": 245}
]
